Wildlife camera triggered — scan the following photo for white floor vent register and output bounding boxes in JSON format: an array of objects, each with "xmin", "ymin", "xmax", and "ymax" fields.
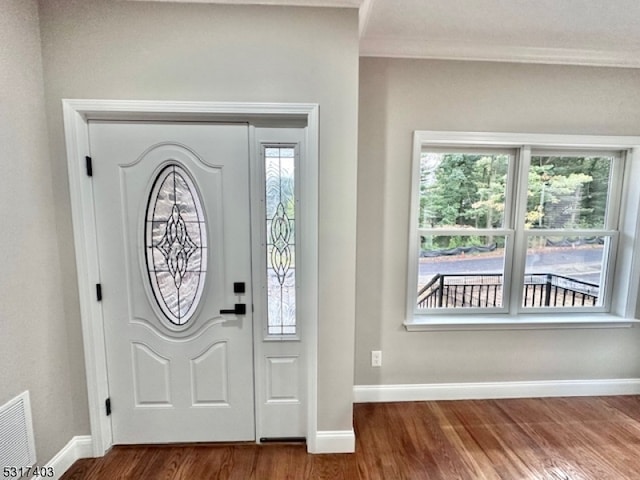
[{"xmin": 0, "ymin": 391, "xmax": 37, "ymax": 470}]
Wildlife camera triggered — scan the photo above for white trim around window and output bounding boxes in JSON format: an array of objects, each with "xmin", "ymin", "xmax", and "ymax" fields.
[{"xmin": 406, "ymin": 131, "xmax": 640, "ymax": 331}]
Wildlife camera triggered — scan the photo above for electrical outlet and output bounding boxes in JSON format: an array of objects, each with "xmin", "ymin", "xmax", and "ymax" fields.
[{"xmin": 371, "ymin": 350, "xmax": 382, "ymax": 367}]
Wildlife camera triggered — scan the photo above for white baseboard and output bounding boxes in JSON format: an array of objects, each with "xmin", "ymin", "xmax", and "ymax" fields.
[
  {"xmin": 354, "ymin": 378, "xmax": 640, "ymax": 403},
  {"xmin": 309, "ymin": 430, "xmax": 356, "ymax": 454},
  {"xmin": 41, "ymin": 430, "xmax": 355, "ymax": 469},
  {"xmin": 35, "ymin": 435, "xmax": 93, "ymax": 480}
]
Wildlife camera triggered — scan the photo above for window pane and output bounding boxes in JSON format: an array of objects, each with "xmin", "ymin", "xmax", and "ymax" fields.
[
  {"xmin": 526, "ymin": 155, "xmax": 613, "ymax": 229},
  {"xmin": 417, "ymin": 235, "xmax": 506, "ymax": 308},
  {"xmin": 265, "ymin": 147, "xmax": 296, "ymax": 335},
  {"xmin": 523, "ymin": 235, "xmax": 608, "ymax": 308},
  {"xmin": 419, "ymin": 152, "xmax": 510, "ymax": 229},
  {"xmin": 145, "ymin": 164, "xmax": 207, "ymax": 326}
]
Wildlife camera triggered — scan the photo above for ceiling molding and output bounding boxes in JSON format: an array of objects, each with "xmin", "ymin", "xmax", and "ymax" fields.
[
  {"xmin": 360, "ymin": 37, "xmax": 640, "ymax": 69},
  {"xmin": 126, "ymin": 0, "xmax": 363, "ymax": 6},
  {"xmin": 358, "ymin": 0, "xmax": 374, "ymax": 36}
]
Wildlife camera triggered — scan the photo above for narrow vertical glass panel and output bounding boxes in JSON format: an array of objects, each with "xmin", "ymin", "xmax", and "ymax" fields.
[
  {"xmin": 419, "ymin": 151, "xmax": 510, "ymax": 229},
  {"xmin": 265, "ymin": 147, "xmax": 296, "ymax": 335},
  {"xmin": 526, "ymin": 155, "xmax": 613, "ymax": 229},
  {"xmin": 145, "ymin": 164, "xmax": 207, "ymax": 326},
  {"xmin": 417, "ymin": 235, "xmax": 506, "ymax": 309},
  {"xmin": 522, "ymin": 235, "xmax": 608, "ymax": 308}
]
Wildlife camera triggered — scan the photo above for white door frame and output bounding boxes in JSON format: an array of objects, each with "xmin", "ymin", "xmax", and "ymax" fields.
[{"xmin": 62, "ymin": 99, "xmax": 319, "ymax": 456}]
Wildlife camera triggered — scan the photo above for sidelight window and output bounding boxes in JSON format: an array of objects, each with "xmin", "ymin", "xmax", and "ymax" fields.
[{"xmin": 264, "ymin": 147, "xmax": 297, "ymax": 335}]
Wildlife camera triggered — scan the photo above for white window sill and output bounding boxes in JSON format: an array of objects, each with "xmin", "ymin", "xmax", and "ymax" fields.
[{"xmin": 404, "ymin": 313, "xmax": 640, "ymax": 331}]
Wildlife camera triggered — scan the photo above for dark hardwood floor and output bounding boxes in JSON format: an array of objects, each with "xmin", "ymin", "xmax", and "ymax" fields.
[{"xmin": 62, "ymin": 396, "xmax": 640, "ymax": 479}]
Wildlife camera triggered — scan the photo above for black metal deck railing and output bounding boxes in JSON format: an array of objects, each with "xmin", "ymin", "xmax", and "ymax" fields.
[{"xmin": 417, "ymin": 273, "xmax": 599, "ymax": 308}]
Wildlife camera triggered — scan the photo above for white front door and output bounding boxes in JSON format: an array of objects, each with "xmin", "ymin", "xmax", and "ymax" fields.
[{"xmin": 90, "ymin": 121, "xmax": 255, "ymax": 444}]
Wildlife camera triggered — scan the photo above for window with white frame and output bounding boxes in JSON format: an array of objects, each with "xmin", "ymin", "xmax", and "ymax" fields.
[
  {"xmin": 264, "ymin": 145, "xmax": 297, "ymax": 335},
  {"xmin": 408, "ymin": 132, "xmax": 640, "ymax": 321}
]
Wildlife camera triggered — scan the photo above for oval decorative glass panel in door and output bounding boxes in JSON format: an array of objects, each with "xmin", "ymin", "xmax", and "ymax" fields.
[{"xmin": 145, "ymin": 164, "xmax": 207, "ymax": 326}]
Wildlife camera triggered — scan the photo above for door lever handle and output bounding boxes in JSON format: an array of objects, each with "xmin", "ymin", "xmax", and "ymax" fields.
[{"xmin": 220, "ymin": 303, "xmax": 246, "ymax": 315}]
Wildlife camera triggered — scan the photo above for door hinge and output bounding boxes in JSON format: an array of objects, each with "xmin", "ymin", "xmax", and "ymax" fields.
[
  {"xmin": 96, "ymin": 283, "xmax": 102, "ymax": 302},
  {"xmin": 85, "ymin": 156, "xmax": 93, "ymax": 177},
  {"xmin": 105, "ymin": 397, "xmax": 111, "ymax": 416}
]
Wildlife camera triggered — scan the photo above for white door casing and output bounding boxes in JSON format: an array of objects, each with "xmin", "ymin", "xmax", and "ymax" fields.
[
  {"xmin": 62, "ymin": 100, "xmax": 319, "ymax": 455},
  {"xmin": 90, "ymin": 121, "xmax": 254, "ymax": 443}
]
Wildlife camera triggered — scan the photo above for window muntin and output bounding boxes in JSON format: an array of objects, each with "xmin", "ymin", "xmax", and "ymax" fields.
[
  {"xmin": 264, "ymin": 146, "xmax": 296, "ymax": 335},
  {"xmin": 411, "ymin": 144, "xmax": 624, "ymax": 315}
]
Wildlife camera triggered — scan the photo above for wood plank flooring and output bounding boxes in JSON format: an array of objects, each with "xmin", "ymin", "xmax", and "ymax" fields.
[{"xmin": 62, "ymin": 396, "xmax": 640, "ymax": 479}]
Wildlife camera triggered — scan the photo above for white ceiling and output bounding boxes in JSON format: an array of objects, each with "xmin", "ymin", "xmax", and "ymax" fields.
[
  {"xmin": 136, "ymin": 0, "xmax": 640, "ymax": 67},
  {"xmin": 359, "ymin": 0, "xmax": 640, "ymax": 67}
]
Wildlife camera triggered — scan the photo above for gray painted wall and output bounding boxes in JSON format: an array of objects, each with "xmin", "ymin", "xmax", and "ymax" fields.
[
  {"xmin": 38, "ymin": 0, "xmax": 359, "ymax": 437},
  {"xmin": 6, "ymin": 1, "xmax": 639, "ymax": 462},
  {"xmin": 0, "ymin": 0, "xmax": 86, "ymax": 464},
  {"xmin": 356, "ymin": 57, "xmax": 640, "ymax": 386}
]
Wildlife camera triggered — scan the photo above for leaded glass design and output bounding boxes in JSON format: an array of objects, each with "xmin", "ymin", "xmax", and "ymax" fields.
[
  {"xmin": 145, "ymin": 164, "xmax": 207, "ymax": 326},
  {"xmin": 265, "ymin": 147, "xmax": 296, "ymax": 335}
]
